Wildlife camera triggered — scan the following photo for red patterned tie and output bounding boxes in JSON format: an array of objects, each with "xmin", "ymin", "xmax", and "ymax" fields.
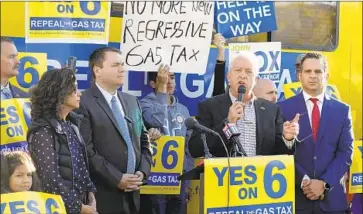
[{"xmin": 310, "ymin": 98, "xmax": 320, "ymax": 141}]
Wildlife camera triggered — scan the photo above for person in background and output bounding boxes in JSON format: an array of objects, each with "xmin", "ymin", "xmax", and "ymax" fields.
[
  {"xmin": 0, "ymin": 37, "xmax": 28, "ymax": 100},
  {"xmin": 295, "ymin": 53, "xmax": 306, "ymax": 82},
  {"xmin": 139, "ymin": 64, "xmax": 193, "ymax": 214},
  {"xmin": 0, "ymin": 151, "xmax": 41, "ymax": 193},
  {"xmin": 27, "ymin": 68, "xmax": 97, "ymax": 214},
  {"xmin": 76, "ymin": 47, "xmax": 151, "ymax": 214},
  {"xmin": 278, "ymin": 53, "xmax": 354, "ymax": 214},
  {"xmin": 253, "ymin": 79, "xmax": 278, "ymax": 103}
]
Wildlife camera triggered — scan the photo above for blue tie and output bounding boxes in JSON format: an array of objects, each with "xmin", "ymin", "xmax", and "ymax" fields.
[
  {"xmin": 111, "ymin": 96, "xmax": 135, "ymax": 174},
  {"xmin": 1, "ymin": 87, "xmax": 13, "ymax": 100}
]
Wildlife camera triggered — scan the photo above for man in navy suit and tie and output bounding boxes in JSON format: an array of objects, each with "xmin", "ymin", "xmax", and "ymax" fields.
[
  {"xmin": 77, "ymin": 47, "xmax": 151, "ymax": 214},
  {"xmin": 279, "ymin": 53, "xmax": 354, "ymax": 214},
  {"xmin": 1, "ymin": 37, "xmax": 29, "ymax": 100}
]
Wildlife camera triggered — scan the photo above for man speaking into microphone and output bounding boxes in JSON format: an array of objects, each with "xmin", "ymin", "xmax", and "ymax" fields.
[{"xmin": 188, "ymin": 51, "xmax": 298, "ymax": 158}]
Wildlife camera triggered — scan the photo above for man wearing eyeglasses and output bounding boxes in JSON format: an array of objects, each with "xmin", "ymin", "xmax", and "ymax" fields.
[{"xmin": 278, "ymin": 53, "xmax": 354, "ymax": 214}]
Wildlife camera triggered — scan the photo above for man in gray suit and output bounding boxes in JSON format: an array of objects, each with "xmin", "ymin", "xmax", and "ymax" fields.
[{"xmin": 77, "ymin": 47, "xmax": 152, "ymax": 214}]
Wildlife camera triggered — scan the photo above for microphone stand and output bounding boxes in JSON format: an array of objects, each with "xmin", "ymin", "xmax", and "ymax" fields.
[{"xmin": 201, "ymin": 133, "xmax": 212, "ymax": 159}]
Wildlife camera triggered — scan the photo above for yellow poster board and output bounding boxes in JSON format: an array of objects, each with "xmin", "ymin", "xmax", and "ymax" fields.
[
  {"xmin": 9, "ymin": 52, "xmax": 47, "ymax": 93},
  {"xmin": 349, "ymin": 140, "xmax": 363, "ymax": 194},
  {"xmin": 26, "ymin": 2, "xmax": 111, "ymax": 44},
  {"xmin": 1, "ymin": 98, "xmax": 32, "ymax": 153},
  {"xmin": 204, "ymin": 155, "xmax": 295, "ymax": 213},
  {"xmin": 1, "ymin": 191, "xmax": 66, "ymax": 213},
  {"xmin": 141, "ymin": 136, "xmax": 185, "ymax": 195}
]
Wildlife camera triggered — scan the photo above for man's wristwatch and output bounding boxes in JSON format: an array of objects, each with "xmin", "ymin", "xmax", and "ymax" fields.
[{"xmin": 323, "ymin": 182, "xmax": 331, "ymax": 191}]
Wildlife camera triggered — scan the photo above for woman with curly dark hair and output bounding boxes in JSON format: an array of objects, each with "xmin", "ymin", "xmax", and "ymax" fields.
[{"xmin": 26, "ymin": 68, "xmax": 97, "ymax": 214}]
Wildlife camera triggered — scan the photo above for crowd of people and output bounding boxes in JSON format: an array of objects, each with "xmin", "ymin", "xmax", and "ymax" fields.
[{"xmin": 1, "ymin": 33, "xmax": 361, "ymax": 214}]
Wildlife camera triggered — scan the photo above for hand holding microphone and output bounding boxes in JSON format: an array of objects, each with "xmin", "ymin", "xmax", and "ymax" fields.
[{"xmin": 228, "ymin": 85, "xmax": 247, "ymax": 123}]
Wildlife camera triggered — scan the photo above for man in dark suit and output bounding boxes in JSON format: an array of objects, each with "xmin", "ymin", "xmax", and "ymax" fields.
[
  {"xmin": 1, "ymin": 37, "xmax": 29, "ymax": 100},
  {"xmin": 77, "ymin": 47, "xmax": 152, "ymax": 214},
  {"xmin": 279, "ymin": 53, "xmax": 354, "ymax": 214},
  {"xmin": 188, "ymin": 51, "xmax": 298, "ymax": 158}
]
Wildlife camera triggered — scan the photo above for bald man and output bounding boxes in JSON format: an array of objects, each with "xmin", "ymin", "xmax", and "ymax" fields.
[{"xmin": 253, "ymin": 79, "xmax": 278, "ymax": 103}]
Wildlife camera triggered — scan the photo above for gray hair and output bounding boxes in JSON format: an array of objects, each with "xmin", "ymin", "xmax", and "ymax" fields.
[{"xmin": 230, "ymin": 51, "xmax": 260, "ymax": 77}]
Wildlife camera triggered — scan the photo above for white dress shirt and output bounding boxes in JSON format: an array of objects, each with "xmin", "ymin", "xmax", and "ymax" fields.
[{"xmin": 96, "ymin": 82, "xmax": 125, "ymax": 117}]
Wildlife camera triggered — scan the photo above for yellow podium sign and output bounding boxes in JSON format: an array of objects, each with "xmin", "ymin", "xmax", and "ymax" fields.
[
  {"xmin": 349, "ymin": 140, "xmax": 362, "ymax": 194},
  {"xmin": 141, "ymin": 136, "xmax": 185, "ymax": 195},
  {"xmin": 204, "ymin": 155, "xmax": 295, "ymax": 214},
  {"xmin": 1, "ymin": 191, "xmax": 66, "ymax": 214}
]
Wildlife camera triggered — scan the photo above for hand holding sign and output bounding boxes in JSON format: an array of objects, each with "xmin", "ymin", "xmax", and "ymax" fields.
[
  {"xmin": 155, "ymin": 64, "xmax": 170, "ymax": 93},
  {"xmin": 213, "ymin": 33, "xmax": 226, "ymax": 61},
  {"xmin": 283, "ymin": 113, "xmax": 300, "ymax": 141}
]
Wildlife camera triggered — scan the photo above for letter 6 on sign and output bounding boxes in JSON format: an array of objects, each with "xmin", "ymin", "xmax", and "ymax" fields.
[
  {"xmin": 80, "ymin": 2, "xmax": 101, "ymax": 15},
  {"xmin": 161, "ymin": 140, "xmax": 179, "ymax": 170},
  {"xmin": 9, "ymin": 52, "xmax": 47, "ymax": 93},
  {"xmin": 263, "ymin": 160, "xmax": 287, "ymax": 198}
]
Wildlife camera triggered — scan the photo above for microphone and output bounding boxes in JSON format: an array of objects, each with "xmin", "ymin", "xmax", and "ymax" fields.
[
  {"xmin": 222, "ymin": 119, "xmax": 247, "ymax": 157},
  {"xmin": 237, "ymin": 85, "xmax": 246, "ymax": 102},
  {"xmin": 185, "ymin": 117, "xmax": 219, "ymax": 136}
]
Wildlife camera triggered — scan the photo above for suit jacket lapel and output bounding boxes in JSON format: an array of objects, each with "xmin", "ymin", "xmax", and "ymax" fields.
[
  {"xmin": 316, "ymin": 94, "xmax": 332, "ymax": 144},
  {"xmin": 254, "ymin": 99, "xmax": 266, "ymax": 155},
  {"xmin": 91, "ymin": 84, "xmax": 123, "ymax": 136},
  {"xmin": 217, "ymin": 93, "xmax": 233, "ymax": 119}
]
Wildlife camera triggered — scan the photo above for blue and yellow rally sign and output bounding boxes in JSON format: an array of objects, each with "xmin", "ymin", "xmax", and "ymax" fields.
[
  {"xmin": 1, "ymin": 99, "xmax": 32, "ymax": 153},
  {"xmin": 204, "ymin": 155, "xmax": 295, "ymax": 214},
  {"xmin": 349, "ymin": 140, "xmax": 363, "ymax": 194},
  {"xmin": 1, "ymin": 191, "xmax": 66, "ymax": 214},
  {"xmin": 25, "ymin": 2, "xmax": 111, "ymax": 44},
  {"xmin": 283, "ymin": 82, "xmax": 341, "ymax": 100},
  {"xmin": 9, "ymin": 52, "xmax": 47, "ymax": 93},
  {"xmin": 141, "ymin": 136, "xmax": 185, "ymax": 195}
]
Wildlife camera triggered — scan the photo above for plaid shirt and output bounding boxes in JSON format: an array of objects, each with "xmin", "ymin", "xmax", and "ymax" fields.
[{"xmin": 230, "ymin": 93, "xmax": 257, "ymax": 157}]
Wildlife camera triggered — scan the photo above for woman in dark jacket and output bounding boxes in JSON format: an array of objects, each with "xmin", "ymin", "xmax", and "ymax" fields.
[{"xmin": 27, "ymin": 68, "xmax": 97, "ymax": 214}]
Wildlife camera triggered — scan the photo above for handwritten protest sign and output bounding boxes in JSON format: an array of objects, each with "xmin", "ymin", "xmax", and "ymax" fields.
[
  {"xmin": 215, "ymin": 1, "xmax": 277, "ymax": 38},
  {"xmin": 26, "ymin": 2, "xmax": 111, "ymax": 44},
  {"xmin": 121, "ymin": 1, "xmax": 215, "ymax": 74}
]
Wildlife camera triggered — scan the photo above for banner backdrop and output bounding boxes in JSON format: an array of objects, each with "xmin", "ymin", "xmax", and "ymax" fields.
[{"xmin": 1, "ymin": 98, "xmax": 32, "ymax": 153}]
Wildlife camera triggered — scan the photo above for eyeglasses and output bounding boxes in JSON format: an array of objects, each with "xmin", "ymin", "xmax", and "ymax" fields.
[{"xmin": 292, "ymin": 111, "xmax": 313, "ymax": 143}]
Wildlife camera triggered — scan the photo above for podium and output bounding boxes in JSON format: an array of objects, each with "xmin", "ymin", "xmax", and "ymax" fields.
[
  {"xmin": 179, "ymin": 156, "xmax": 295, "ymax": 214},
  {"xmin": 178, "ymin": 164, "xmax": 205, "ymax": 214}
]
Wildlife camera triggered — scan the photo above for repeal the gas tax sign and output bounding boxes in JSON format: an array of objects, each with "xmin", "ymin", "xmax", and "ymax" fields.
[
  {"xmin": 25, "ymin": 2, "xmax": 111, "ymax": 44},
  {"xmin": 1, "ymin": 192, "xmax": 66, "ymax": 213},
  {"xmin": 141, "ymin": 136, "xmax": 185, "ymax": 195},
  {"xmin": 1, "ymin": 99, "xmax": 32, "ymax": 153},
  {"xmin": 349, "ymin": 140, "xmax": 363, "ymax": 194},
  {"xmin": 204, "ymin": 155, "xmax": 295, "ymax": 214}
]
